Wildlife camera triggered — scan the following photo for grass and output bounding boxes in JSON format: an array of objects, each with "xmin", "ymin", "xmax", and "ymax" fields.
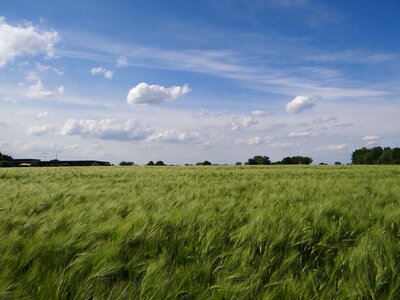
[{"xmin": 0, "ymin": 165, "xmax": 400, "ymax": 299}]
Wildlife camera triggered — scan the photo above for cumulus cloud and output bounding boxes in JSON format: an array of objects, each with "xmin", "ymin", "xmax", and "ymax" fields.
[
  {"xmin": 90, "ymin": 67, "xmax": 114, "ymax": 79},
  {"xmin": 57, "ymin": 85, "xmax": 65, "ymax": 94},
  {"xmin": 235, "ymin": 136, "xmax": 272, "ymax": 145},
  {"xmin": 363, "ymin": 135, "xmax": 380, "ymax": 146},
  {"xmin": 148, "ymin": 130, "xmax": 201, "ymax": 143},
  {"xmin": 288, "ymin": 130, "xmax": 314, "ymax": 137},
  {"xmin": 62, "ymin": 118, "xmax": 152, "ymax": 141},
  {"xmin": 27, "ymin": 79, "xmax": 54, "ymax": 97},
  {"xmin": 326, "ymin": 144, "xmax": 347, "ymax": 151},
  {"xmin": 231, "ymin": 117, "xmax": 259, "ymax": 131},
  {"xmin": 363, "ymin": 135, "xmax": 380, "ymax": 141},
  {"xmin": 116, "ymin": 56, "xmax": 128, "ymax": 67},
  {"xmin": 27, "ymin": 125, "xmax": 56, "ymax": 136},
  {"xmin": 252, "ymin": 110, "xmax": 268, "ymax": 117},
  {"xmin": 286, "ymin": 95, "xmax": 319, "ymax": 113},
  {"xmin": 0, "ymin": 17, "xmax": 59, "ymax": 68},
  {"xmin": 126, "ymin": 82, "xmax": 191, "ymax": 104},
  {"xmin": 36, "ymin": 111, "xmax": 48, "ymax": 118},
  {"xmin": 27, "ymin": 79, "xmax": 64, "ymax": 98}
]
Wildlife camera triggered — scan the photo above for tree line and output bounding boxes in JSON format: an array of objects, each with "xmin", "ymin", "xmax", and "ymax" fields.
[
  {"xmin": 351, "ymin": 147, "xmax": 400, "ymax": 164},
  {"xmin": 3, "ymin": 147, "xmax": 400, "ymax": 167},
  {"xmin": 119, "ymin": 156, "xmax": 313, "ymax": 166}
]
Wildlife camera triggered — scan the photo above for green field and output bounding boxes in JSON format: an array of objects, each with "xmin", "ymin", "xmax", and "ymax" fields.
[{"xmin": 1, "ymin": 166, "xmax": 400, "ymax": 299}]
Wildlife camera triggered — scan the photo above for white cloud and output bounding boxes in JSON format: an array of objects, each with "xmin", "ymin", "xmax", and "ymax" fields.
[
  {"xmin": 362, "ymin": 135, "xmax": 380, "ymax": 146},
  {"xmin": 90, "ymin": 67, "xmax": 106, "ymax": 75},
  {"xmin": 252, "ymin": 110, "xmax": 268, "ymax": 117},
  {"xmin": 362, "ymin": 135, "xmax": 380, "ymax": 141},
  {"xmin": 27, "ymin": 125, "xmax": 56, "ymax": 136},
  {"xmin": 286, "ymin": 95, "xmax": 319, "ymax": 113},
  {"xmin": 243, "ymin": 117, "xmax": 259, "ymax": 127},
  {"xmin": 116, "ymin": 56, "xmax": 128, "ymax": 67},
  {"xmin": 27, "ymin": 79, "xmax": 54, "ymax": 97},
  {"xmin": 235, "ymin": 136, "xmax": 272, "ymax": 145},
  {"xmin": 36, "ymin": 111, "xmax": 48, "ymax": 118},
  {"xmin": 0, "ymin": 17, "xmax": 59, "ymax": 68},
  {"xmin": 35, "ymin": 63, "xmax": 64, "ymax": 75},
  {"xmin": 126, "ymin": 82, "xmax": 191, "ymax": 104},
  {"xmin": 21, "ymin": 141, "xmax": 79, "ymax": 153},
  {"xmin": 148, "ymin": 130, "xmax": 201, "ymax": 143},
  {"xmin": 312, "ymin": 116, "xmax": 337, "ymax": 124},
  {"xmin": 326, "ymin": 144, "xmax": 347, "ymax": 151},
  {"xmin": 288, "ymin": 130, "xmax": 314, "ymax": 137},
  {"xmin": 57, "ymin": 85, "xmax": 65, "ymax": 94},
  {"xmin": 26, "ymin": 78, "xmax": 64, "ymax": 98},
  {"xmin": 103, "ymin": 70, "xmax": 113, "ymax": 79},
  {"xmin": 194, "ymin": 109, "xmax": 229, "ymax": 118},
  {"xmin": 62, "ymin": 118, "xmax": 152, "ymax": 141},
  {"xmin": 270, "ymin": 141, "xmax": 298, "ymax": 148},
  {"xmin": 90, "ymin": 67, "xmax": 114, "ymax": 79},
  {"xmin": 231, "ymin": 117, "xmax": 259, "ymax": 131}
]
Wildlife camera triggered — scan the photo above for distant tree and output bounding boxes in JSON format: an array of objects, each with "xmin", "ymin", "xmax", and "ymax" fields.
[
  {"xmin": 0, "ymin": 161, "xmax": 12, "ymax": 168},
  {"xmin": 281, "ymin": 157, "xmax": 292, "ymax": 164},
  {"xmin": 319, "ymin": 163, "xmax": 327, "ymax": 165},
  {"xmin": 351, "ymin": 147, "xmax": 400, "ymax": 164},
  {"xmin": 334, "ymin": 161, "xmax": 342, "ymax": 165},
  {"xmin": 119, "ymin": 161, "xmax": 135, "ymax": 166},
  {"xmin": 0, "ymin": 152, "xmax": 13, "ymax": 161},
  {"xmin": 377, "ymin": 147, "xmax": 393, "ymax": 164},
  {"xmin": 30, "ymin": 161, "xmax": 40, "ymax": 167},
  {"xmin": 147, "ymin": 160, "xmax": 154, "ymax": 166},
  {"xmin": 196, "ymin": 161, "xmax": 212, "ymax": 166},
  {"xmin": 246, "ymin": 155, "xmax": 270, "ymax": 165},
  {"xmin": 155, "ymin": 161, "xmax": 165, "ymax": 166},
  {"xmin": 278, "ymin": 156, "xmax": 312, "ymax": 165},
  {"xmin": 235, "ymin": 162, "xmax": 242, "ymax": 165}
]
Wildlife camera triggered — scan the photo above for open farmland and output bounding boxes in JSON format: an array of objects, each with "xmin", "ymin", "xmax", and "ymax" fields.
[{"xmin": 1, "ymin": 166, "xmax": 400, "ymax": 299}]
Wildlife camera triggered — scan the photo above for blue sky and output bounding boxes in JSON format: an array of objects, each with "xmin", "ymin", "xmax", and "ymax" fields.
[{"xmin": 1, "ymin": 0, "xmax": 399, "ymax": 164}]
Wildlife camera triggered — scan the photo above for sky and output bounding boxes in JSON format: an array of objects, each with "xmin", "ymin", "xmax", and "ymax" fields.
[{"xmin": 0, "ymin": 0, "xmax": 399, "ymax": 165}]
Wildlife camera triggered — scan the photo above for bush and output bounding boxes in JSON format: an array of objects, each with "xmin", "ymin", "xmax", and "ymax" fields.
[
  {"xmin": 0, "ymin": 152, "xmax": 13, "ymax": 161},
  {"xmin": 246, "ymin": 156, "xmax": 270, "ymax": 165},
  {"xmin": 352, "ymin": 147, "xmax": 400, "ymax": 164},
  {"xmin": 196, "ymin": 161, "xmax": 212, "ymax": 166},
  {"xmin": 278, "ymin": 156, "xmax": 313, "ymax": 165},
  {"xmin": 0, "ymin": 161, "xmax": 12, "ymax": 168},
  {"xmin": 119, "ymin": 161, "xmax": 135, "ymax": 166}
]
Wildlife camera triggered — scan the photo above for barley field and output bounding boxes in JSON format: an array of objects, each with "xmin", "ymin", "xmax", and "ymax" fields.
[{"xmin": 0, "ymin": 166, "xmax": 399, "ymax": 299}]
